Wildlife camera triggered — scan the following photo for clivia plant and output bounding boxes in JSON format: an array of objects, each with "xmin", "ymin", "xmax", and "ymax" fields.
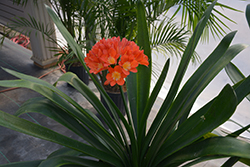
[{"xmin": 1, "ymin": 0, "xmax": 250, "ymax": 167}]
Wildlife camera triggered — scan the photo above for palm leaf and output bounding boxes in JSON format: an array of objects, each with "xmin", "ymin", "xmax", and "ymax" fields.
[
  {"xmin": 225, "ymin": 62, "xmax": 250, "ymax": 101},
  {"xmin": 177, "ymin": 0, "xmax": 241, "ymax": 41},
  {"xmin": 150, "ymin": 17, "xmax": 200, "ymax": 63}
]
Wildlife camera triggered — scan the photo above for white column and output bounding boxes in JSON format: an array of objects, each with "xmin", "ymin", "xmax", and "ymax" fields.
[{"xmin": 24, "ymin": 0, "xmax": 58, "ymax": 68}]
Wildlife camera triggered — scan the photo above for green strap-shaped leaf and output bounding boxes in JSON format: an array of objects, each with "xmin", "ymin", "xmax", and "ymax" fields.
[
  {"xmin": 142, "ymin": 0, "xmax": 218, "ymax": 160},
  {"xmin": 239, "ymin": 158, "xmax": 250, "ymax": 166},
  {"xmin": 48, "ymin": 147, "xmax": 84, "ymax": 158},
  {"xmin": 225, "ymin": 62, "xmax": 245, "ymax": 84},
  {"xmin": 136, "ymin": 0, "xmax": 152, "ymax": 120},
  {"xmin": 126, "ymin": 0, "xmax": 152, "ymax": 136},
  {"xmin": 16, "ymin": 97, "xmax": 110, "ymax": 153},
  {"xmin": 222, "ymin": 157, "xmax": 241, "ymax": 167},
  {"xmin": 184, "ymin": 75, "xmax": 250, "ymax": 167},
  {"xmin": 0, "ymin": 160, "xmax": 43, "ymax": 167},
  {"xmin": 0, "ymin": 75, "xmax": 105, "ymax": 138},
  {"xmin": 44, "ymin": 5, "xmax": 84, "ymax": 66},
  {"xmin": 225, "ymin": 62, "xmax": 250, "ymax": 101},
  {"xmin": 0, "ymin": 78, "xmax": 125, "ymax": 161},
  {"xmin": 160, "ymin": 31, "xmax": 241, "ymax": 135},
  {"xmin": 221, "ymin": 123, "xmax": 250, "ymax": 166},
  {"xmin": 158, "ymin": 137, "xmax": 250, "ymax": 166},
  {"xmin": 55, "ymin": 72, "xmax": 124, "ymax": 143},
  {"xmin": 45, "ymin": 6, "xmax": 130, "ymax": 158},
  {"xmin": 150, "ymin": 84, "xmax": 237, "ymax": 166},
  {"xmin": 156, "ymin": 75, "xmax": 250, "ymax": 167},
  {"xmin": 182, "ymin": 156, "xmax": 225, "ymax": 167},
  {"xmin": 225, "ymin": 79, "xmax": 250, "ymax": 167},
  {"xmin": 57, "ymin": 72, "xmax": 134, "ymax": 163},
  {"xmin": 153, "ymin": 37, "xmax": 246, "ymax": 151},
  {"xmin": 126, "ymin": 72, "xmax": 138, "ymax": 131},
  {"xmin": 176, "ymin": 32, "xmax": 240, "ymax": 125},
  {"xmin": 56, "ymin": 72, "xmax": 134, "ymax": 166},
  {"xmin": 227, "ymin": 124, "xmax": 250, "ymax": 138},
  {"xmin": 1, "ymin": 66, "xmax": 130, "ymax": 164},
  {"xmin": 246, "ymin": 4, "xmax": 250, "ymax": 28},
  {"xmin": 138, "ymin": 59, "xmax": 170, "ymax": 151},
  {"xmin": 233, "ymin": 75, "xmax": 250, "ymax": 103},
  {"xmin": 145, "ymin": 21, "xmax": 247, "ymax": 167},
  {"xmin": 118, "ymin": 84, "xmax": 139, "ymax": 166},
  {"xmin": 1, "ymin": 68, "xmax": 99, "ymax": 124},
  {"xmin": 38, "ymin": 155, "xmax": 110, "ymax": 167},
  {"xmin": 230, "ymin": 76, "xmax": 250, "ymax": 167},
  {"xmin": 0, "ymin": 110, "xmax": 122, "ymax": 166},
  {"xmin": 45, "ymin": 3, "xmax": 102, "ymax": 95}
]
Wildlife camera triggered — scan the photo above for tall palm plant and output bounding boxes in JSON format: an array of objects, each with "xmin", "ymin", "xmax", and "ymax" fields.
[
  {"xmin": 146, "ymin": 0, "xmax": 239, "ymax": 41},
  {"xmin": 45, "ymin": 0, "xmax": 98, "ymax": 60},
  {"xmin": 97, "ymin": 0, "xmax": 239, "ymax": 60}
]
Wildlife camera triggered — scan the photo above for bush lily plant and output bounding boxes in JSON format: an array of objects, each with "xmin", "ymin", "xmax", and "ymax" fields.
[{"xmin": 0, "ymin": 0, "xmax": 250, "ymax": 166}]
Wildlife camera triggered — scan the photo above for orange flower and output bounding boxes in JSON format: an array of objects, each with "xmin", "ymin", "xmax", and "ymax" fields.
[
  {"xmin": 98, "ymin": 37, "xmax": 120, "ymax": 66},
  {"xmin": 99, "ymin": 47, "xmax": 118, "ymax": 66},
  {"xmin": 120, "ymin": 40, "xmax": 149, "ymax": 67},
  {"xmin": 85, "ymin": 36, "xmax": 149, "ymax": 86},
  {"xmin": 119, "ymin": 55, "xmax": 138, "ymax": 75},
  {"xmin": 134, "ymin": 50, "xmax": 149, "ymax": 66},
  {"xmin": 104, "ymin": 66, "xmax": 127, "ymax": 86},
  {"xmin": 84, "ymin": 50, "xmax": 107, "ymax": 74}
]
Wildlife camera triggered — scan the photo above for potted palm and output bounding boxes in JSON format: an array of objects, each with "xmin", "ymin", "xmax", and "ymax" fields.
[
  {"xmin": 46, "ymin": 0, "xmax": 91, "ymax": 85},
  {"xmin": 1, "ymin": 1, "xmax": 250, "ymax": 166}
]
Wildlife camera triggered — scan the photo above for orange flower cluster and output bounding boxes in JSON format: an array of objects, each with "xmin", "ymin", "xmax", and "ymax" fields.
[{"xmin": 85, "ymin": 37, "xmax": 149, "ymax": 86}]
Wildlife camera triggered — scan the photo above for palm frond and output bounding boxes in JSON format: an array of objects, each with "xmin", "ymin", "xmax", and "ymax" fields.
[
  {"xmin": 7, "ymin": 15, "xmax": 56, "ymax": 43},
  {"xmin": 176, "ymin": 0, "xmax": 241, "ymax": 41},
  {"xmin": 150, "ymin": 17, "xmax": 201, "ymax": 64}
]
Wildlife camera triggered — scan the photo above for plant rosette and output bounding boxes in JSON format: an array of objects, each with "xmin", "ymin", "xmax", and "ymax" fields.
[
  {"xmin": 2, "ymin": 1, "xmax": 250, "ymax": 167},
  {"xmin": 84, "ymin": 36, "xmax": 149, "ymax": 92}
]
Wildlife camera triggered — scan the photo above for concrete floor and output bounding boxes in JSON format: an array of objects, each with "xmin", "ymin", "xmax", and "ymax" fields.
[{"xmin": 0, "ymin": 36, "xmax": 248, "ymax": 166}]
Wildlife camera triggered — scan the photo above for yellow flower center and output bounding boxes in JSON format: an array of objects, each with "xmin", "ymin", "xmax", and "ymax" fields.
[
  {"xmin": 112, "ymin": 71, "xmax": 121, "ymax": 81},
  {"xmin": 123, "ymin": 62, "xmax": 131, "ymax": 71},
  {"xmin": 108, "ymin": 57, "xmax": 116, "ymax": 64},
  {"xmin": 97, "ymin": 63, "xmax": 103, "ymax": 70}
]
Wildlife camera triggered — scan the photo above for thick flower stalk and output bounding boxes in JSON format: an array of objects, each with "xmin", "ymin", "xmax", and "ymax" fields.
[{"xmin": 85, "ymin": 37, "xmax": 149, "ymax": 86}]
